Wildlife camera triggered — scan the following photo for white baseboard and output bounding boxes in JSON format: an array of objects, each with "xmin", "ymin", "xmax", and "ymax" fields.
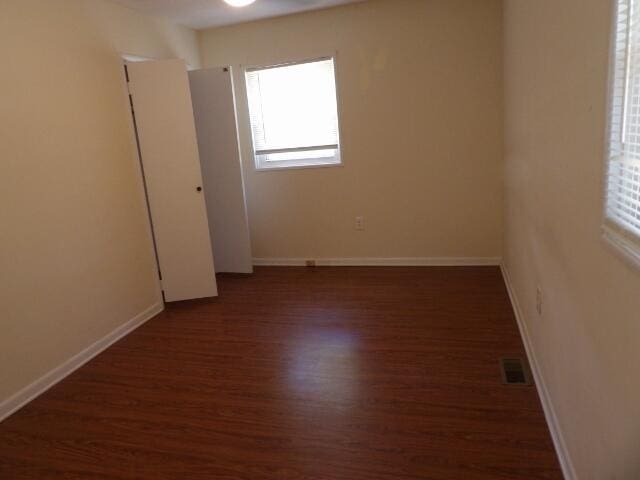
[
  {"xmin": 0, "ymin": 301, "xmax": 164, "ymax": 423},
  {"xmin": 253, "ymin": 257, "xmax": 502, "ymax": 267},
  {"xmin": 500, "ymin": 264, "xmax": 577, "ymax": 480}
]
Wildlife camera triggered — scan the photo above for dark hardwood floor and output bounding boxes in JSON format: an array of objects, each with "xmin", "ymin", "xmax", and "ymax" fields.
[{"xmin": 0, "ymin": 267, "xmax": 562, "ymax": 479}]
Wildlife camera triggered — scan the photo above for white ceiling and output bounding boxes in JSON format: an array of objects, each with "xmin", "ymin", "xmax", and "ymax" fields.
[{"xmin": 112, "ymin": 0, "xmax": 367, "ymax": 30}]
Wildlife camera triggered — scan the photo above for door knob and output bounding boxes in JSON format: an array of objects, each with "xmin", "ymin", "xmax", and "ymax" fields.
[{"xmin": 196, "ymin": 186, "xmax": 202, "ymax": 192}]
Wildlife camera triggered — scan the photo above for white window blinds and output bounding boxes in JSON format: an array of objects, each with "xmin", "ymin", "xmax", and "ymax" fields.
[
  {"xmin": 245, "ymin": 57, "xmax": 341, "ymax": 170},
  {"xmin": 607, "ymin": 0, "xmax": 640, "ymax": 242}
]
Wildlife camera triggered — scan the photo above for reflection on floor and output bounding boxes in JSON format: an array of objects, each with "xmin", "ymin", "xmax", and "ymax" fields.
[{"xmin": 0, "ymin": 266, "xmax": 563, "ymax": 479}]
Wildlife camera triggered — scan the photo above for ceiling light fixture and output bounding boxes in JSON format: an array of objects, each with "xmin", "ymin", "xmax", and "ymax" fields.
[{"xmin": 223, "ymin": 0, "xmax": 257, "ymax": 6}]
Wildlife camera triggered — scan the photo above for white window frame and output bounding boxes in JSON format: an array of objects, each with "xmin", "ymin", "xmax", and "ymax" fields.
[
  {"xmin": 603, "ymin": 0, "xmax": 640, "ymax": 269},
  {"xmin": 243, "ymin": 55, "xmax": 344, "ymax": 172}
]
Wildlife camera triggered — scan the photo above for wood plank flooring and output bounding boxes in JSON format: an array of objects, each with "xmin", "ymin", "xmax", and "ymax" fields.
[{"xmin": 0, "ymin": 267, "xmax": 562, "ymax": 479}]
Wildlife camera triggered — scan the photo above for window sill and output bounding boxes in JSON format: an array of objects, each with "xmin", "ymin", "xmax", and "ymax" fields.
[
  {"xmin": 255, "ymin": 158, "xmax": 342, "ymax": 172},
  {"xmin": 602, "ymin": 224, "xmax": 640, "ymax": 272}
]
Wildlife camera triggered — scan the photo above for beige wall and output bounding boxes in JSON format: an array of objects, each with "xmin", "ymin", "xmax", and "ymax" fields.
[
  {"xmin": 199, "ymin": 0, "xmax": 504, "ymax": 260},
  {"xmin": 504, "ymin": 1, "xmax": 640, "ymax": 478},
  {"xmin": 0, "ymin": 0, "xmax": 199, "ymax": 404}
]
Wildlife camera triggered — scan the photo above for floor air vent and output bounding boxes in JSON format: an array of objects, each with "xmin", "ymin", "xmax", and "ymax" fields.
[{"xmin": 500, "ymin": 358, "xmax": 532, "ymax": 386}]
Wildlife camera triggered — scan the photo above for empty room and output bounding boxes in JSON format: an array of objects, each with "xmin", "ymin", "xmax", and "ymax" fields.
[{"xmin": 1, "ymin": 0, "xmax": 638, "ymax": 478}]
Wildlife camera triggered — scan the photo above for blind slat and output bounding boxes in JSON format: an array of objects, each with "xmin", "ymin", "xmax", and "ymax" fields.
[
  {"xmin": 255, "ymin": 144, "xmax": 339, "ymax": 156},
  {"xmin": 607, "ymin": 0, "xmax": 640, "ymax": 238},
  {"xmin": 245, "ymin": 58, "xmax": 340, "ymax": 156}
]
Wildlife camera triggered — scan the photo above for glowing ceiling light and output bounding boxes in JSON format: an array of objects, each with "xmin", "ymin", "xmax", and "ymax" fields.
[{"xmin": 223, "ymin": 0, "xmax": 257, "ymax": 7}]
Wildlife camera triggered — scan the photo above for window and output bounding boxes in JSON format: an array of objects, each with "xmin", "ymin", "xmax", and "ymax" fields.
[
  {"xmin": 606, "ymin": 0, "xmax": 640, "ymax": 263},
  {"xmin": 245, "ymin": 57, "xmax": 341, "ymax": 170}
]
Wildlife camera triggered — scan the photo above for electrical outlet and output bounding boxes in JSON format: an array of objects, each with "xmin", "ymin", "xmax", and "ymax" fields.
[
  {"xmin": 305, "ymin": 260, "xmax": 316, "ymax": 267},
  {"xmin": 536, "ymin": 287, "xmax": 543, "ymax": 316},
  {"xmin": 355, "ymin": 216, "xmax": 365, "ymax": 231}
]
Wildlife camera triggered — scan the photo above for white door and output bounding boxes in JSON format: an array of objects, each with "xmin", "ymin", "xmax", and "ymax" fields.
[
  {"xmin": 189, "ymin": 67, "xmax": 253, "ymax": 274},
  {"xmin": 127, "ymin": 59, "xmax": 217, "ymax": 302}
]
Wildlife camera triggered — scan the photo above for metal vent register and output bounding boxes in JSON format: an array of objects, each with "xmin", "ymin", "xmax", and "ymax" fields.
[{"xmin": 500, "ymin": 358, "xmax": 532, "ymax": 386}]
